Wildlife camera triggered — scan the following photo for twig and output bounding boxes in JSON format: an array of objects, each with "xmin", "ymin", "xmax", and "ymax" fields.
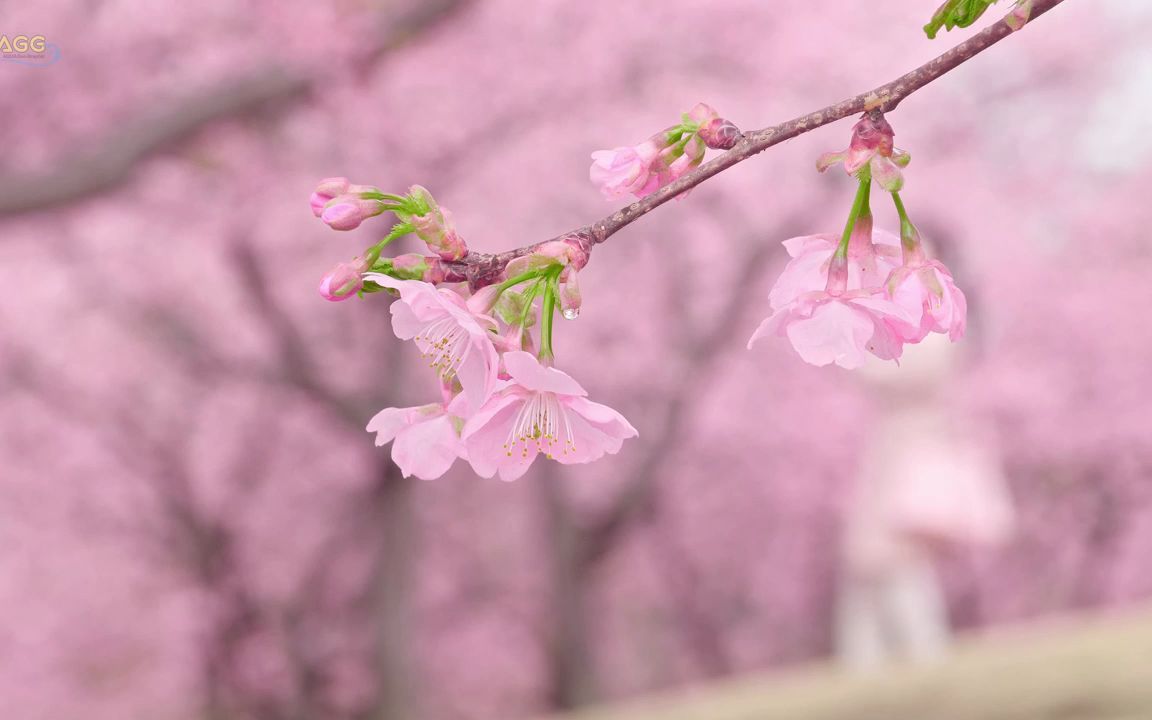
[{"xmin": 440, "ymin": 0, "xmax": 1068, "ymax": 287}]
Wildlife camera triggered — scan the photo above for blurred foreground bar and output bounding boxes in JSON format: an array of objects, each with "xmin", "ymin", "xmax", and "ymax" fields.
[{"xmin": 546, "ymin": 609, "xmax": 1152, "ymax": 720}]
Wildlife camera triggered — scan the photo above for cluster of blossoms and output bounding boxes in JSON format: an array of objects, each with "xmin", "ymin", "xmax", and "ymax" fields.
[
  {"xmin": 589, "ymin": 102, "xmax": 740, "ymax": 200},
  {"xmin": 748, "ymin": 112, "xmax": 967, "ymax": 368},
  {"xmin": 311, "ymin": 105, "xmax": 967, "ymax": 477},
  {"xmin": 310, "ymin": 184, "xmax": 637, "ymax": 480}
]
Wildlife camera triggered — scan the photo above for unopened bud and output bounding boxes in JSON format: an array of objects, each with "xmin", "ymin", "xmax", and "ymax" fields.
[
  {"xmin": 412, "ymin": 207, "xmax": 468, "ymax": 261},
  {"xmin": 685, "ymin": 102, "xmax": 720, "ymax": 127},
  {"xmin": 310, "ymin": 177, "xmax": 351, "ymax": 217},
  {"xmin": 699, "ymin": 117, "xmax": 741, "ymax": 150},
  {"xmin": 319, "ymin": 257, "xmax": 368, "ymax": 301},
  {"xmin": 321, "ymin": 197, "xmax": 383, "ymax": 231},
  {"xmin": 1006, "ymin": 0, "xmax": 1033, "ymax": 31},
  {"xmin": 559, "ymin": 269, "xmax": 581, "ymax": 320},
  {"xmin": 466, "ymin": 285, "xmax": 501, "ymax": 315}
]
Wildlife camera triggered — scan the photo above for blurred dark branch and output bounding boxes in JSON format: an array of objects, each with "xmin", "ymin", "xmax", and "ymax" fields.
[
  {"xmin": 0, "ymin": 0, "xmax": 471, "ymax": 218},
  {"xmin": 538, "ymin": 214, "xmax": 804, "ymax": 709},
  {"xmin": 578, "ymin": 218, "xmax": 802, "ymax": 569},
  {"xmin": 228, "ymin": 237, "xmax": 365, "ymax": 428}
]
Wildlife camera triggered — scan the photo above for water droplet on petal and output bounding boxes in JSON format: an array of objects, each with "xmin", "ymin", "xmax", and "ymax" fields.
[{"xmin": 561, "ymin": 308, "xmax": 580, "ymax": 320}]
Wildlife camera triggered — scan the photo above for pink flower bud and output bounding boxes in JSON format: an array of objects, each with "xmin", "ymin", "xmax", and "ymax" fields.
[
  {"xmin": 388, "ymin": 253, "xmax": 446, "ymax": 283},
  {"xmin": 850, "ymin": 113, "xmax": 895, "ymax": 159},
  {"xmin": 318, "ymin": 257, "xmax": 368, "ymax": 301},
  {"xmin": 559, "ymin": 269, "xmax": 581, "ymax": 320},
  {"xmin": 320, "ymin": 196, "xmax": 384, "ymax": 231},
  {"xmin": 1006, "ymin": 0, "xmax": 1033, "ymax": 31},
  {"xmin": 665, "ymin": 134, "xmax": 707, "ymax": 181},
  {"xmin": 412, "ymin": 207, "xmax": 468, "ymax": 261},
  {"xmin": 504, "ymin": 239, "xmax": 589, "ymax": 278},
  {"xmin": 817, "ymin": 113, "xmax": 909, "ymax": 190},
  {"xmin": 699, "ymin": 117, "xmax": 741, "ymax": 150},
  {"xmin": 466, "ymin": 285, "xmax": 501, "ymax": 315},
  {"xmin": 685, "ymin": 102, "xmax": 720, "ymax": 126},
  {"xmin": 310, "ymin": 177, "xmax": 350, "ymax": 217},
  {"xmin": 589, "ymin": 140, "xmax": 662, "ymax": 200}
]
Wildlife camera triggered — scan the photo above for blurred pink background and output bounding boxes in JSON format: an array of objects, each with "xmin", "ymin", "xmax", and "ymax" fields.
[{"xmin": 2, "ymin": 1, "xmax": 1151, "ymax": 718}]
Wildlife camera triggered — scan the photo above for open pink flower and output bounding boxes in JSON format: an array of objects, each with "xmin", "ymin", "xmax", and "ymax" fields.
[
  {"xmin": 768, "ymin": 224, "xmax": 901, "ymax": 312},
  {"xmin": 886, "ymin": 259, "xmax": 968, "ymax": 342},
  {"xmin": 589, "ymin": 140, "xmax": 661, "ymax": 200},
  {"xmin": 366, "ymin": 397, "xmax": 467, "ymax": 480},
  {"xmin": 461, "ymin": 351, "xmax": 638, "ymax": 481},
  {"xmin": 366, "ymin": 273, "xmax": 500, "ymax": 412},
  {"xmin": 748, "ymin": 290, "xmax": 916, "ymax": 369}
]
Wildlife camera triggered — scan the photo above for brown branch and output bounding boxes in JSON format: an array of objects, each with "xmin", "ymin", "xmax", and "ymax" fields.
[
  {"xmin": 441, "ymin": 0, "xmax": 1068, "ymax": 287},
  {"xmin": 0, "ymin": 0, "xmax": 472, "ymax": 218}
]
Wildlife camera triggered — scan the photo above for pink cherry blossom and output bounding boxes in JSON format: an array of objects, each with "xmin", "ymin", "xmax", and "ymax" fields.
[
  {"xmin": 589, "ymin": 140, "xmax": 661, "ymax": 200},
  {"xmin": 318, "ymin": 257, "xmax": 368, "ymax": 301},
  {"xmin": 768, "ymin": 225, "xmax": 901, "ymax": 312},
  {"xmin": 365, "ymin": 273, "xmax": 500, "ymax": 412},
  {"xmin": 461, "ymin": 351, "xmax": 638, "ymax": 481},
  {"xmin": 366, "ymin": 398, "xmax": 467, "ymax": 480},
  {"xmin": 748, "ymin": 290, "xmax": 916, "ymax": 369},
  {"xmin": 886, "ymin": 259, "xmax": 968, "ymax": 342}
]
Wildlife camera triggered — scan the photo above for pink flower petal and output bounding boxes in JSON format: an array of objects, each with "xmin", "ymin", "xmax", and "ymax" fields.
[{"xmin": 502, "ymin": 351, "xmax": 586, "ymax": 396}]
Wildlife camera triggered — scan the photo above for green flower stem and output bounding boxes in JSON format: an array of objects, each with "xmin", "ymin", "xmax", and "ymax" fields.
[
  {"xmin": 364, "ymin": 234, "xmax": 401, "ymax": 265},
  {"xmin": 538, "ymin": 268, "xmax": 562, "ymax": 361},
  {"xmin": 891, "ymin": 191, "xmax": 923, "ymax": 261},
  {"xmin": 519, "ymin": 280, "xmax": 542, "ymax": 330},
  {"xmin": 494, "ymin": 269, "xmax": 547, "ymax": 295},
  {"xmin": 359, "ymin": 192, "xmax": 411, "ymax": 204},
  {"xmin": 835, "ymin": 178, "xmax": 872, "ymax": 259}
]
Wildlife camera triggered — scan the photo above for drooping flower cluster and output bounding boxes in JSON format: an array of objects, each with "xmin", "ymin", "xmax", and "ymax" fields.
[
  {"xmin": 589, "ymin": 103, "xmax": 740, "ymax": 201},
  {"xmin": 749, "ymin": 112, "xmax": 967, "ymax": 369},
  {"xmin": 309, "ymin": 182, "xmax": 637, "ymax": 479}
]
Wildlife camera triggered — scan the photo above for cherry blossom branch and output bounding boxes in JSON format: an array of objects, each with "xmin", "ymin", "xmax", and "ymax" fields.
[{"xmin": 440, "ymin": 0, "xmax": 1067, "ymax": 287}]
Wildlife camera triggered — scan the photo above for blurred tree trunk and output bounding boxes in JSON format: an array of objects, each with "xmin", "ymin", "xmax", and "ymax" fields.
[
  {"xmin": 371, "ymin": 456, "xmax": 420, "ymax": 720},
  {"xmin": 539, "ymin": 466, "xmax": 598, "ymax": 709}
]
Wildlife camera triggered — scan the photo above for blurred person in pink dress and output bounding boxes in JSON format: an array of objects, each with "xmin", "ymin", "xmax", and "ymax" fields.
[{"xmin": 836, "ymin": 332, "xmax": 1015, "ymax": 669}]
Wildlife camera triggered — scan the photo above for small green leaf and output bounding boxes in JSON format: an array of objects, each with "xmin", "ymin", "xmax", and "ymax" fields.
[{"xmin": 924, "ymin": 0, "xmax": 1001, "ymax": 39}]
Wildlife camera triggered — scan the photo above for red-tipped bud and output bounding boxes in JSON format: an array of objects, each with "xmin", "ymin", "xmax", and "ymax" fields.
[{"xmin": 699, "ymin": 117, "xmax": 741, "ymax": 150}]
